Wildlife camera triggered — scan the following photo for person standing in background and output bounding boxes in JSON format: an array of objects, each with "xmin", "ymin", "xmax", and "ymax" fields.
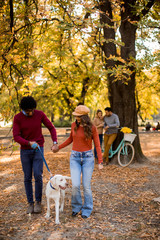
[
  {"xmin": 103, "ymin": 107, "xmax": 120, "ymax": 165},
  {"xmin": 145, "ymin": 122, "xmax": 151, "ymax": 131},
  {"xmin": 93, "ymin": 109, "xmax": 104, "ymax": 163},
  {"xmin": 155, "ymin": 122, "xmax": 160, "ymax": 131}
]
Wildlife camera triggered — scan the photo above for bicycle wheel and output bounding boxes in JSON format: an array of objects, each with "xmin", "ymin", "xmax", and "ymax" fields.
[{"xmin": 117, "ymin": 142, "xmax": 135, "ymax": 167}]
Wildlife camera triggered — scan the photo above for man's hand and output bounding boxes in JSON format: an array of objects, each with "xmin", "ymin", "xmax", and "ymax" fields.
[
  {"xmin": 29, "ymin": 141, "xmax": 39, "ymax": 149},
  {"xmin": 51, "ymin": 144, "xmax": 59, "ymax": 153},
  {"xmin": 104, "ymin": 126, "xmax": 109, "ymax": 131}
]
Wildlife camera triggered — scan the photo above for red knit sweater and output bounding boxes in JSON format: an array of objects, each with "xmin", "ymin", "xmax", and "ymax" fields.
[
  {"xmin": 13, "ymin": 110, "xmax": 57, "ymax": 149},
  {"xmin": 59, "ymin": 122, "xmax": 102, "ymax": 164}
]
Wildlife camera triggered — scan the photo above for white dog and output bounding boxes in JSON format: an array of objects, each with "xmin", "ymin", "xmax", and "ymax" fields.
[{"xmin": 45, "ymin": 174, "xmax": 71, "ymax": 224}]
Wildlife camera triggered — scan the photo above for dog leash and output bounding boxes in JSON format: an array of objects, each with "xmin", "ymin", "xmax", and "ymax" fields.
[{"xmin": 35, "ymin": 145, "xmax": 52, "ymax": 176}]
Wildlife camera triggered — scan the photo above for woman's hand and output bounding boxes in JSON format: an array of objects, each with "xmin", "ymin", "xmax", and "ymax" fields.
[{"xmin": 98, "ymin": 164, "xmax": 103, "ymax": 170}]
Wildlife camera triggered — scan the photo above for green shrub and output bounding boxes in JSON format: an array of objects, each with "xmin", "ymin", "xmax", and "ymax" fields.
[{"xmin": 53, "ymin": 119, "xmax": 72, "ymax": 127}]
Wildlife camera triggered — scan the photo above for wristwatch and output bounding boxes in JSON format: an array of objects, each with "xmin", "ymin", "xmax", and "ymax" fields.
[{"xmin": 53, "ymin": 141, "xmax": 58, "ymax": 145}]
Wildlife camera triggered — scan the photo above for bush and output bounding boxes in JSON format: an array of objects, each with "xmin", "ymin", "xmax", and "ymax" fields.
[{"xmin": 53, "ymin": 119, "xmax": 72, "ymax": 127}]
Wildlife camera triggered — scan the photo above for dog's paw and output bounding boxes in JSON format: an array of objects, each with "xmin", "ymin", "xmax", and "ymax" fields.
[
  {"xmin": 45, "ymin": 213, "xmax": 50, "ymax": 219},
  {"xmin": 59, "ymin": 207, "xmax": 64, "ymax": 212},
  {"xmin": 55, "ymin": 220, "xmax": 60, "ymax": 224}
]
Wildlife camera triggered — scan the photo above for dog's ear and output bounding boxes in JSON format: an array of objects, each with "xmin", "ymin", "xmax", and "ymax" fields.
[{"xmin": 50, "ymin": 176, "xmax": 58, "ymax": 188}]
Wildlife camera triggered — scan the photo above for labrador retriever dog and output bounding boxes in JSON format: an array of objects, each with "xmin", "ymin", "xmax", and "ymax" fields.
[{"xmin": 45, "ymin": 174, "xmax": 71, "ymax": 224}]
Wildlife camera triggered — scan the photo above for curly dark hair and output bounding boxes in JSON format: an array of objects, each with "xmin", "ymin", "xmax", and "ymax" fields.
[
  {"xmin": 74, "ymin": 115, "xmax": 93, "ymax": 139},
  {"xmin": 20, "ymin": 96, "xmax": 37, "ymax": 110},
  {"xmin": 105, "ymin": 107, "xmax": 112, "ymax": 112}
]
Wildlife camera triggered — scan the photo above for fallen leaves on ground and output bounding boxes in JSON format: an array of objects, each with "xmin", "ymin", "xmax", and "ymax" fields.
[{"xmin": 0, "ymin": 132, "xmax": 160, "ymax": 240}]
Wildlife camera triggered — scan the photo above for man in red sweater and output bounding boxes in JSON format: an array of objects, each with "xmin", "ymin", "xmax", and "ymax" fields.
[{"xmin": 13, "ymin": 96, "xmax": 58, "ymax": 214}]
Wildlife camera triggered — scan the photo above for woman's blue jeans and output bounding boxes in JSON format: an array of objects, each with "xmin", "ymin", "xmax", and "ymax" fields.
[
  {"xmin": 20, "ymin": 147, "xmax": 43, "ymax": 203},
  {"xmin": 70, "ymin": 150, "xmax": 94, "ymax": 217},
  {"xmin": 94, "ymin": 134, "xmax": 103, "ymax": 159}
]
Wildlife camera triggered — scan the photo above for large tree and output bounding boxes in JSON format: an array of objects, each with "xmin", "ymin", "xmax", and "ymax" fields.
[{"xmin": 97, "ymin": 0, "xmax": 158, "ymax": 161}]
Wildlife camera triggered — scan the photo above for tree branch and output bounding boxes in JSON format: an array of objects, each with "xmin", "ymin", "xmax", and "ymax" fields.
[
  {"xmin": 9, "ymin": 0, "xmax": 14, "ymax": 32},
  {"xmin": 141, "ymin": 0, "xmax": 155, "ymax": 17},
  {"xmin": 14, "ymin": 17, "xmax": 61, "ymax": 34},
  {"xmin": 134, "ymin": 0, "xmax": 156, "ymax": 21}
]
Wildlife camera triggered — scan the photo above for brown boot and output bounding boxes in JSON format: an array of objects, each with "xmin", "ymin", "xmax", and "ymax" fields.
[
  {"xmin": 103, "ymin": 157, "xmax": 109, "ymax": 166},
  {"xmin": 103, "ymin": 157, "xmax": 106, "ymax": 164},
  {"xmin": 34, "ymin": 201, "xmax": 42, "ymax": 213},
  {"xmin": 27, "ymin": 203, "xmax": 34, "ymax": 214}
]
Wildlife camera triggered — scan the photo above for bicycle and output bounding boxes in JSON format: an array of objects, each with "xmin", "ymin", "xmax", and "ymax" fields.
[{"xmin": 108, "ymin": 131, "xmax": 137, "ymax": 167}]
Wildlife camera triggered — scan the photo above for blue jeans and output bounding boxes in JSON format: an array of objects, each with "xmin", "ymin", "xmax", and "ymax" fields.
[
  {"xmin": 70, "ymin": 150, "xmax": 94, "ymax": 217},
  {"xmin": 20, "ymin": 147, "xmax": 43, "ymax": 203},
  {"xmin": 94, "ymin": 134, "xmax": 103, "ymax": 159}
]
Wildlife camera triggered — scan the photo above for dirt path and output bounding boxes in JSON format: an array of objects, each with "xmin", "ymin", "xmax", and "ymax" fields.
[{"xmin": 0, "ymin": 130, "xmax": 160, "ymax": 240}]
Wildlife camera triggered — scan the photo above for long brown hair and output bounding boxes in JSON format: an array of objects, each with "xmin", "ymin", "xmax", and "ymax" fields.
[
  {"xmin": 74, "ymin": 115, "xmax": 93, "ymax": 139},
  {"xmin": 96, "ymin": 109, "xmax": 102, "ymax": 117}
]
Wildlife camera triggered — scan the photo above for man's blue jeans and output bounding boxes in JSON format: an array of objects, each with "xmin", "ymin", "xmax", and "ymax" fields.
[
  {"xmin": 70, "ymin": 150, "xmax": 94, "ymax": 217},
  {"xmin": 20, "ymin": 147, "xmax": 43, "ymax": 203},
  {"xmin": 94, "ymin": 134, "xmax": 103, "ymax": 159}
]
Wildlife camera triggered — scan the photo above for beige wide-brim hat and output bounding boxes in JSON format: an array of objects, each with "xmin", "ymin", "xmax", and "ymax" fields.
[{"xmin": 72, "ymin": 105, "xmax": 90, "ymax": 116}]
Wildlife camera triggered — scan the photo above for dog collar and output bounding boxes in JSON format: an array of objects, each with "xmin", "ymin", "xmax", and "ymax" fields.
[{"xmin": 50, "ymin": 182, "xmax": 56, "ymax": 190}]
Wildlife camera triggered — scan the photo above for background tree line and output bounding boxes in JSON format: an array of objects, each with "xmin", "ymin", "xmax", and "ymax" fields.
[{"xmin": 0, "ymin": 0, "xmax": 160, "ymax": 161}]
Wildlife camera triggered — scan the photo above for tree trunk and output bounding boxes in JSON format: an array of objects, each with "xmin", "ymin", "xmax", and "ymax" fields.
[
  {"xmin": 100, "ymin": 0, "xmax": 146, "ymax": 162},
  {"xmin": 51, "ymin": 112, "xmax": 54, "ymax": 122},
  {"xmin": 119, "ymin": 18, "xmax": 145, "ymax": 161}
]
